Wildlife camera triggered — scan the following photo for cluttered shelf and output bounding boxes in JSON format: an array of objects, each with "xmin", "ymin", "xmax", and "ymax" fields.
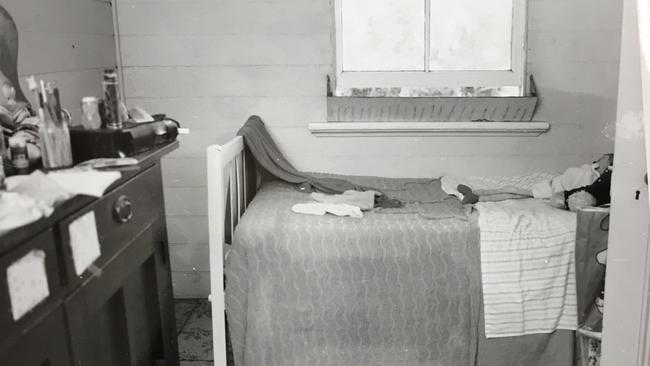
[{"xmin": 2, "ymin": 66, "xmax": 181, "ymax": 253}]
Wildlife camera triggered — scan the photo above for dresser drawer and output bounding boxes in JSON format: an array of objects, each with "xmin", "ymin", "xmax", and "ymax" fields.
[
  {"xmin": 58, "ymin": 164, "xmax": 165, "ymax": 285},
  {"xmin": 0, "ymin": 307, "xmax": 71, "ymax": 366},
  {"xmin": 0, "ymin": 229, "xmax": 63, "ymax": 348}
]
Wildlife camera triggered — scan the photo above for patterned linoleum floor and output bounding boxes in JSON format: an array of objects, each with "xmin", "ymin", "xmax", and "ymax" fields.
[{"xmin": 175, "ymin": 299, "xmax": 216, "ymax": 366}]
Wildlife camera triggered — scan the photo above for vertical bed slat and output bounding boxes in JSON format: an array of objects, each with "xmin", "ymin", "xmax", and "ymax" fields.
[
  {"xmin": 222, "ymin": 162, "xmax": 231, "ymax": 243},
  {"xmin": 229, "ymin": 163, "xmax": 237, "ymax": 234},
  {"xmin": 242, "ymin": 152, "xmax": 248, "ymax": 208},
  {"xmin": 236, "ymin": 154, "xmax": 244, "ymax": 219}
]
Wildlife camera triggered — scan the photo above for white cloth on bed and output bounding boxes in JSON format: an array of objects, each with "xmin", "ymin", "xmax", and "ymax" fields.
[
  {"xmin": 440, "ymin": 176, "xmax": 464, "ymax": 200},
  {"xmin": 475, "ymin": 199, "xmax": 578, "ymax": 338},
  {"xmin": 291, "ymin": 202, "xmax": 363, "ymax": 218}
]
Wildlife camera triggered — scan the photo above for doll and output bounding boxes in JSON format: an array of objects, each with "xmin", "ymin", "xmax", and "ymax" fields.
[
  {"xmin": 0, "ymin": 81, "xmax": 41, "ymax": 162},
  {"xmin": 0, "ymin": 5, "xmax": 41, "ymax": 173},
  {"xmin": 549, "ymin": 163, "xmax": 613, "ymax": 211}
]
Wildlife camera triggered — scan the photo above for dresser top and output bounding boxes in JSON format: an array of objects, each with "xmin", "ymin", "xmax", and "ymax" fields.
[{"xmin": 0, "ymin": 141, "xmax": 179, "ymax": 254}]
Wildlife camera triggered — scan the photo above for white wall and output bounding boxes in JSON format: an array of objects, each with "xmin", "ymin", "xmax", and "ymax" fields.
[
  {"xmin": 2, "ymin": 0, "xmax": 117, "ymax": 123},
  {"xmin": 116, "ymin": 0, "xmax": 623, "ymax": 297}
]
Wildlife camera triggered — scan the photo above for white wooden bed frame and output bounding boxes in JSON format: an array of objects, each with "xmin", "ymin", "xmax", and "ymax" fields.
[
  {"xmin": 206, "ymin": 136, "xmax": 254, "ymax": 366},
  {"xmin": 205, "ymin": 134, "xmax": 593, "ymax": 366},
  {"xmin": 204, "ymin": 134, "xmax": 589, "ymax": 366}
]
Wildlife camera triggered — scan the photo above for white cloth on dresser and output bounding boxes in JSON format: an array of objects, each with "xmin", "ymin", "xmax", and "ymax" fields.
[
  {"xmin": 0, "ymin": 192, "xmax": 52, "ymax": 234},
  {"xmin": 475, "ymin": 199, "xmax": 578, "ymax": 338},
  {"xmin": 47, "ymin": 168, "xmax": 121, "ymax": 197}
]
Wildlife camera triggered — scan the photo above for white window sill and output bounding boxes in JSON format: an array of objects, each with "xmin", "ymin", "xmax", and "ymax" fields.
[{"xmin": 308, "ymin": 121, "xmax": 550, "ymax": 137}]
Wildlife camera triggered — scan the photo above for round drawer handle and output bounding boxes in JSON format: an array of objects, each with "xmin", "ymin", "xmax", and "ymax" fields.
[{"xmin": 113, "ymin": 195, "xmax": 133, "ymax": 223}]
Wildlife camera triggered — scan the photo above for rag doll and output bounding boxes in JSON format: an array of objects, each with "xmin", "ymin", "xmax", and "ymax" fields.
[
  {"xmin": 457, "ymin": 153, "xmax": 614, "ymax": 212},
  {"xmin": 0, "ymin": 5, "xmax": 41, "ymax": 172},
  {"xmin": 549, "ymin": 162, "xmax": 613, "ymax": 211}
]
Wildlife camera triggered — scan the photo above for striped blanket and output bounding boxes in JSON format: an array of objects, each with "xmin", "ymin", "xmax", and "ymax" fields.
[{"xmin": 475, "ymin": 199, "xmax": 578, "ymax": 338}]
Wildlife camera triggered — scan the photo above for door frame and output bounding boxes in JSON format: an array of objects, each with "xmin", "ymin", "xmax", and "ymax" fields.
[{"xmin": 602, "ymin": 0, "xmax": 650, "ymax": 364}]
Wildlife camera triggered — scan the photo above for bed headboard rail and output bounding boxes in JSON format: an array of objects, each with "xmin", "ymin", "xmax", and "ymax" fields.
[{"xmin": 206, "ymin": 135, "xmax": 253, "ymax": 366}]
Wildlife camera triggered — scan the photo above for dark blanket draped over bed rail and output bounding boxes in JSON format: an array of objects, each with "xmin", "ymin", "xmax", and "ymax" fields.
[{"xmin": 236, "ymin": 115, "xmax": 401, "ymax": 208}]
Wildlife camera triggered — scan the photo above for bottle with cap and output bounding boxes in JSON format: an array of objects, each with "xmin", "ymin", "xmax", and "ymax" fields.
[{"xmin": 101, "ymin": 69, "xmax": 123, "ymax": 129}]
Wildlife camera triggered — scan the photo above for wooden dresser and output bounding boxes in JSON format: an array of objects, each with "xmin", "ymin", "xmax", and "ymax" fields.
[{"xmin": 0, "ymin": 142, "xmax": 179, "ymax": 366}]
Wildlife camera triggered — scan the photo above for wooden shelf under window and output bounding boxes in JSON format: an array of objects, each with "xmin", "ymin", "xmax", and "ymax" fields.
[{"xmin": 308, "ymin": 121, "xmax": 550, "ymax": 137}]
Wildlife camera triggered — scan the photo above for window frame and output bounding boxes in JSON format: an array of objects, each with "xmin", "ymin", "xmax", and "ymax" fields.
[{"xmin": 333, "ymin": 0, "xmax": 528, "ymax": 92}]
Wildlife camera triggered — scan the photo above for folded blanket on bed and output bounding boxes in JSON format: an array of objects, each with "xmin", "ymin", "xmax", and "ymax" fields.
[
  {"xmin": 237, "ymin": 115, "xmax": 401, "ymax": 208},
  {"xmin": 475, "ymin": 199, "xmax": 578, "ymax": 338}
]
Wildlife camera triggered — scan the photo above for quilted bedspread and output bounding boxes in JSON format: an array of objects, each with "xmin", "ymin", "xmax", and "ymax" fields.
[{"xmin": 225, "ymin": 177, "xmax": 481, "ymax": 366}]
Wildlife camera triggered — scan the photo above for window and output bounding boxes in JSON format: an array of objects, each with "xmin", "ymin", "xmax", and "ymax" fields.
[{"xmin": 334, "ymin": 0, "xmax": 527, "ymax": 96}]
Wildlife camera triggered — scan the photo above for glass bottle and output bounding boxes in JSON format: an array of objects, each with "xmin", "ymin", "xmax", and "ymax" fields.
[{"xmin": 39, "ymin": 109, "xmax": 72, "ymax": 169}]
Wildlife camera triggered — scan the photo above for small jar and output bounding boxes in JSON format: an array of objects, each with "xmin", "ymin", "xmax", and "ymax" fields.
[
  {"xmin": 81, "ymin": 96, "xmax": 102, "ymax": 129},
  {"xmin": 9, "ymin": 137, "xmax": 29, "ymax": 175}
]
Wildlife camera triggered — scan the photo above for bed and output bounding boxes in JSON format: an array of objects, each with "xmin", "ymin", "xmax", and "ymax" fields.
[{"xmin": 207, "ymin": 136, "xmax": 575, "ymax": 366}]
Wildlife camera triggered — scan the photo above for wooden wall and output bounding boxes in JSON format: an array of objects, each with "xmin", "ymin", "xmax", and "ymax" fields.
[
  {"xmin": 115, "ymin": 0, "xmax": 623, "ymax": 297},
  {"xmin": 2, "ymin": 0, "xmax": 116, "ymax": 123}
]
